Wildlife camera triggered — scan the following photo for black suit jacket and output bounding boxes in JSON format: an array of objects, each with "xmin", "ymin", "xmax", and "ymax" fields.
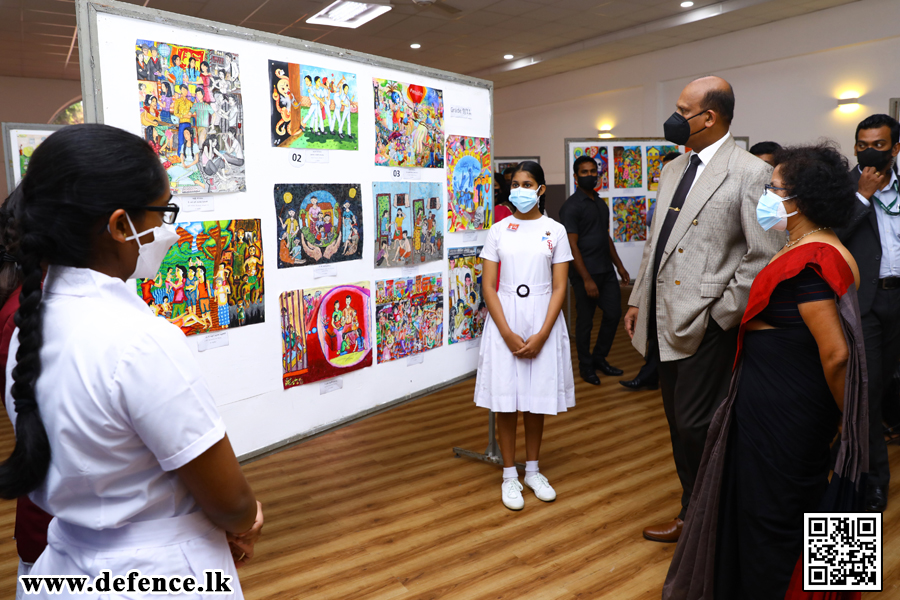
[{"xmin": 835, "ymin": 167, "xmax": 899, "ymax": 315}]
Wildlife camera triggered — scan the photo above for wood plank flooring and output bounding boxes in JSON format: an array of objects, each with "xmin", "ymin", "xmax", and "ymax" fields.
[{"xmin": 0, "ymin": 291, "xmax": 897, "ymax": 598}]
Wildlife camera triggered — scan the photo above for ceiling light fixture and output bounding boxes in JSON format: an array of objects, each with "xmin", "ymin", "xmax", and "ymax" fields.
[
  {"xmin": 503, "ymin": 54, "xmax": 514, "ymax": 60},
  {"xmin": 680, "ymin": 1, "xmax": 694, "ymax": 7},
  {"xmin": 410, "ymin": 43, "xmax": 421, "ymax": 49},
  {"xmin": 307, "ymin": 0, "xmax": 392, "ymax": 29}
]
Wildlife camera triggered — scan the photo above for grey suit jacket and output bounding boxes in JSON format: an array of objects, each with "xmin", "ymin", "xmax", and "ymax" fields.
[{"xmin": 628, "ymin": 136, "xmax": 783, "ymax": 361}]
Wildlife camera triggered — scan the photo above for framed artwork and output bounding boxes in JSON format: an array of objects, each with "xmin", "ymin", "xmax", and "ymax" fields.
[
  {"xmin": 280, "ymin": 282, "xmax": 372, "ymax": 389},
  {"xmin": 375, "ymin": 274, "xmax": 444, "ymax": 363},
  {"xmin": 273, "ymin": 183, "xmax": 362, "ymax": 268},
  {"xmin": 136, "ymin": 219, "xmax": 264, "ymax": 336},
  {"xmin": 1, "ymin": 122, "xmax": 63, "ymax": 193},
  {"xmin": 373, "ymin": 78, "xmax": 444, "ymax": 168},
  {"xmin": 495, "ymin": 156, "xmax": 539, "ymax": 173},
  {"xmin": 613, "ymin": 146, "xmax": 642, "ymax": 189},
  {"xmin": 135, "ymin": 39, "xmax": 244, "ymax": 194},
  {"xmin": 613, "ymin": 196, "xmax": 647, "ymax": 242},
  {"xmin": 447, "ymin": 135, "xmax": 492, "ymax": 231},
  {"xmin": 373, "ymin": 182, "xmax": 443, "ymax": 268},
  {"xmin": 448, "ymin": 246, "xmax": 486, "ymax": 344},
  {"xmin": 647, "ymin": 145, "xmax": 678, "ymax": 192},
  {"xmin": 571, "ymin": 146, "xmax": 609, "ymax": 192},
  {"xmin": 269, "ymin": 60, "xmax": 358, "ymax": 150}
]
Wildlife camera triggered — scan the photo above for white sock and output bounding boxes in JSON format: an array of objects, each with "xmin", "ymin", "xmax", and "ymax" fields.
[
  {"xmin": 525, "ymin": 461, "xmax": 539, "ymax": 477},
  {"xmin": 502, "ymin": 466, "xmax": 518, "ymax": 480}
]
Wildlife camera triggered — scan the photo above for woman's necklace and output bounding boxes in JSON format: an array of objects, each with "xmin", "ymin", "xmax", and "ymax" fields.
[{"xmin": 784, "ymin": 226, "xmax": 829, "ymax": 248}]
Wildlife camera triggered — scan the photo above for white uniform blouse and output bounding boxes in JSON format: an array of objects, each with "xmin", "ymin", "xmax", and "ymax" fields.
[{"xmin": 5, "ymin": 266, "xmax": 225, "ymax": 529}]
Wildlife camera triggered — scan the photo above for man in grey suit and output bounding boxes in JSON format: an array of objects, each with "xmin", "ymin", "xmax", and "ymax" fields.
[{"xmin": 624, "ymin": 76, "xmax": 782, "ymax": 543}]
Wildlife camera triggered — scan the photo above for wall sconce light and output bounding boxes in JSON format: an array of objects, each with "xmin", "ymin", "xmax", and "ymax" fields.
[
  {"xmin": 837, "ymin": 93, "xmax": 861, "ymax": 113},
  {"xmin": 598, "ymin": 124, "xmax": 614, "ymax": 139}
]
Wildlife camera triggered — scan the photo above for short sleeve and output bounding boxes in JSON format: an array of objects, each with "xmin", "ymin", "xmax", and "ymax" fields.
[
  {"xmin": 480, "ymin": 224, "xmax": 501, "ymax": 263},
  {"xmin": 793, "ymin": 267, "xmax": 835, "ymax": 304},
  {"xmin": 112, "ymin": 321, "xmax": 225, "ymax": 472},
  {"xmin": 558, "ymin": 201, "xmax": 579, "ymax": 235},
  {"xmin": 552, "ymin": 223, "xmax": 574, "ymax": 264}
]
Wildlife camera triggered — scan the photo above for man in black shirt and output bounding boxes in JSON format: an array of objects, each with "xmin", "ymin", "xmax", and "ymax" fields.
[{"xmin": 559, "ymin": 155, "xmax": 629, "ymax": 385}]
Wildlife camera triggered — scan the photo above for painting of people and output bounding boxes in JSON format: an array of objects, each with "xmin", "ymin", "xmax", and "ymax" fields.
[
  {"xmin": 448, "ymin": 246, "xmax": 486, "ymax": 344},
  {"xmin": 373, "ymin": 78, "xmax": 443, "ymax": 168},
  {"xmin": 373, "ymin": 182, "xmax": 443, "ymax": 268},
  {"xmin": 375, "ymin": 274, "xmax": 444, "ymax": 363},
  {"xmin": 447, "ymin": 135, "xmax": 492, "ymax": 231}
]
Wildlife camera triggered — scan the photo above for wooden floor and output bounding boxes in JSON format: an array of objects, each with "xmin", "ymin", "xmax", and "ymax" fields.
[{"xmin": 0, "ymin": 295, "xmax": 898, "ymax": 598}]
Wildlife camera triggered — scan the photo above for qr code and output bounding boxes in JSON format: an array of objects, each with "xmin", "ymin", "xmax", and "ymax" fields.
[{"xmin": 804, "ymin": 513, "xmax": 882, "ymax": 591}]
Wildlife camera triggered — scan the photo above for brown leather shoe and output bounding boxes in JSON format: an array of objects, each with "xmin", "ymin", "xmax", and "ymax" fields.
[{"xmin": 642, "ymin": 518, "xmax": 683, "ymax": 543}]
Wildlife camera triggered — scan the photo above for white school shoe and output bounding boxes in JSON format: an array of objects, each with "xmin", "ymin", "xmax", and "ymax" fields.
[
  {"xmin": 524, "ymin": 472, "xmax": 557, "ymax": 502},
  {"xmin": 501, "ymin": 478, "xmax": 525, "ymax": 511}
]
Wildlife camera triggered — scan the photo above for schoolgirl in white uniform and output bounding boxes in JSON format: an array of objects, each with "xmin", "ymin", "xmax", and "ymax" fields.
[
  {"xmin": 0, "ymin": 124, "xmax": 263, "ymax": 598},
  {"xmin": 475, "ymin": 161, "xmax": 576, "ymax": 510}
]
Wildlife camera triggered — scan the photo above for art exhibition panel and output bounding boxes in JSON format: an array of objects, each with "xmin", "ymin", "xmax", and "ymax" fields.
[
  {"xmin": 2, "ymin": 123, "xmax": 64, "ymax": 194},
  {"xmin": 78, "ymin": 0, "xmax": 492, "ymax": 459}
]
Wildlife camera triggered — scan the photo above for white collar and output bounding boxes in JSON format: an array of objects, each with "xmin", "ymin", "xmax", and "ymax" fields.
[
  {"xmin": 44, "ymin": 265, "xmax": 151, "ymax": 314},
  {"xmin": 692, "ymin": 132, "xmax": 731, "ymax": 166}
]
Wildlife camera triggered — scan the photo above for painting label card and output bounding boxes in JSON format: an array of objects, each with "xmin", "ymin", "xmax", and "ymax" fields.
[
  {"xmin": 319, "ymin": 378, "xmax": 343, "ymax": 395},
  {"xmin": 466, "ymin": 339, "xmax": 481, "ymax": 351},
  {"xmin": 313, "ymin": 265, "xmax": 338, "ymax": 279},
  {"xmin": 448, "ymin": 105, "xmax": 473, "ymax": 121},
  {"xmin": 401, "ymin": 266, "xmax": 419, "ymax": 277},
  {"xmin": 307, "ymin": 149, "xmax": 330, "ymax": 163},
  {"xmin": 463, "ymin": 232, "xmax": 477, "ymax": 242},
  {"xmin": 197, "ymin": 331, "xmax": 229, "ymax": 352},
  {"xmin": 180, "ymin": 196, "xmax": 215, "ymax": 213},
  {"xmin": 407, "ymin": 354, "xmax": 424, "ymax": 366}
]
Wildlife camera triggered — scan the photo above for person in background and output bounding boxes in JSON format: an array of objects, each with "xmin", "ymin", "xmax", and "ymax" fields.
[
  {"xmin": 0, "ymin": 124, "xmax": 263, "ymax": 597},
  {"xmin": 494, "ymin": 171, "xmax": 513, "ymax": 222},
  {"xmin": 749, "ymin": 140, "xmax": 782, "ymax": 167},
  {"xmin": 621, "ymin": 151, "xmax": 682, "ymax": 392},
  {"xmin": 835, "ymin": 113, "xmax": 900, "ymax": 513},
  {"xmin": 625, "ymin": 76, "xmax": 782, "ymax": 543},
  {"xmin": 474, "ymin": 161, "xmax": 575, "ymax": 511},
  {"xmin": 560, "ymin": 155, "xmax": 629, "ymax": 385}
]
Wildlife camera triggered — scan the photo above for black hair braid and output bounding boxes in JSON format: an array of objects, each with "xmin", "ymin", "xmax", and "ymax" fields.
[{"xmin": 0, "ymin": 187, "xmax": 24, "ymax": 308}]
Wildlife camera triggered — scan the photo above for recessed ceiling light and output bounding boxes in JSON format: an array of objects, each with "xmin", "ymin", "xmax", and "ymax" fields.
[
  {"xmin": 681, "ymin": 1, "xmax": 694, "ymax": 6},
  {"xmin": 307, "ymin": 1, "xmax": 392, "ymax": 29},
  {"xmin": 503, "ymin": 54, "xmax": 514, "ymax": 60},
  {"xmin": 410, "ymin": 43, "xmax": 421, "ymax": 49}
]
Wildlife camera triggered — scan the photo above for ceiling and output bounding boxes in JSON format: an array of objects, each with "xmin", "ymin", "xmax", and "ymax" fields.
[{"xmin": 0, "ymin": 0, "xmax": 859, "ymax": 88}]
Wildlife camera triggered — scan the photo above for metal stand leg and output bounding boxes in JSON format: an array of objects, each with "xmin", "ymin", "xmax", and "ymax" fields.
[{"xmin": 453, "ymin": 412, "xmax": 525, "ymax": 469}]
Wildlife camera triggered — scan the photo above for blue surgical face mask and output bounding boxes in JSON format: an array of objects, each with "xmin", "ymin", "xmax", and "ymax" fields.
[
  {"xmin": 756, "ymin": 187, "xmax": 797, "ymax": 231},
  {"xmin": 509, "ymin": 187, "xmax": 540, "ymax": 214}
]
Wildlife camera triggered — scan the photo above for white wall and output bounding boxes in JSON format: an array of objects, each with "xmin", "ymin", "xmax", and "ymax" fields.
[{"xmin": 495, "ymin": 0, "xmax": 900, "ymax": 187}]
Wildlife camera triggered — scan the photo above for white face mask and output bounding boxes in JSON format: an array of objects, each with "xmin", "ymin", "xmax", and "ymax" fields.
[{"xmin": 124, "ymin": 213, "xmax": 180, "ymax": 280}]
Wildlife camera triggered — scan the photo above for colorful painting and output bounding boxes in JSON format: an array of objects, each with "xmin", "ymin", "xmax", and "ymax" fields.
[
  {"xmin": 280, "ymin": 283, "xmax": 372, "ymax": 389},
  {"xmin": 274, "ymin": 183, "xmax": 362, "ymax": 268},
  {"xmin": 373, "ymin": 182, "xmax": 443, "ymax": 268},
  {"xmin": 448, "ymin": 247, "xmax": 487, "ymax": 344},
  {"xmin": 613, "ymin": 146, "xmax": 642, "ymax": 189},
  {"xmin": 447, "ymin": 135, "xmax": 492, "ymax": 231},
  {"xmin": 373, "ymin": 78, "xmax": 444, "ymax": 168},
  {"xmin": 375, "ymin": 274, "xmax": 444, "ymax": 363},
  {"xmin": 269, "ymin": 61, "xmax": 358, "ymax": 150},
  {"xmin": 571, "ymin": 146, "xmax": 609, "ymax": 193},
  {"xmin": 136, "ymin": 39, "xmax": 244, "ymax": 194},
  {"xmin": 647, "ymin": 145, "xmax": 677, "ymax": 191},
  {"xmin": 15, "ymin": 132, "xmax": 52, "ymax": 182},
  {"xmin": 613, "ymin": 196, "xmax": 646, "ymax": 242},
  {"xmin": 136, "ymin": 219, "xmax": 264, "ymax": 336}
]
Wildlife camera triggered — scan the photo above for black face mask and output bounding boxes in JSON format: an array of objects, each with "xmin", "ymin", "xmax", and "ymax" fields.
[
  {"xmin": 577, "ymin": 174, "xmax": 598, "ymax": 191},
  {"xmin": 857, "ymin": 147, "xmax": 894, "ymax": 171},
  {"xmin": 663, "ymin": 111, "xmax": 706, "ymax": 146}
]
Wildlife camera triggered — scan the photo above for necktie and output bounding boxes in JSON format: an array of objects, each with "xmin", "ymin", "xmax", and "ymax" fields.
[{"xmin": 654, "ymin": 153, "xmax": 703, "ymax": 276}]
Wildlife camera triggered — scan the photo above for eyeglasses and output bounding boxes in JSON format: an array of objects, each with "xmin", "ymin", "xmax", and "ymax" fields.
[
  {"xmin": 144, "ymin": 203, "xmax": 180, "ymax": 225},
  {"xmin": 764, "ymin": 184, "xmax": 789, "ymax": 194}
]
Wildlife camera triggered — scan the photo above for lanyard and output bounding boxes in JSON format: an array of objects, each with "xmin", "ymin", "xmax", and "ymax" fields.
[{"xmin": 875, "ymin": 180, "xmax": 900, "ymax": 216}]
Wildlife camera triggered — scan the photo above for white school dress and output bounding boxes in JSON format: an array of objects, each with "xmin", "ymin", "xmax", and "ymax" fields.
[
  {"xmin": 5, "ymin": 266, "xmax": 240, "ymax": 599},
  {"xmin": 474, "ymin": 214, "xmax": 576, "ymax": 414}
]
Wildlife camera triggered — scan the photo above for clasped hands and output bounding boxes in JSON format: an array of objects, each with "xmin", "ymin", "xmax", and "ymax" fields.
[{"xmin": 503, "ymin": 330, "xmax": 548, "ymax": 359}]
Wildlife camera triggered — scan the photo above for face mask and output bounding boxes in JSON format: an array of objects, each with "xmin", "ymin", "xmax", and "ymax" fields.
[
  {"xmin": 756, "ymin": 189, "xmax": 797, "ymax": 231},
  {"xmin": 509, "ymin": 187, "xmax": 540, "ymax": 214},
  {"xmin": 124, "ymin": 213, "xmax": 180, "ymax": 279},
  {"xmin": 577, "ymin": 174, "xmax": 598, "ymax": 190},
  {"xmin": 663, "ymin": 111, "xmax": 706, "ymax": 146},
  {"xmin": 857, "ymin": 147, "xmax": 894, "ymax": 171}
]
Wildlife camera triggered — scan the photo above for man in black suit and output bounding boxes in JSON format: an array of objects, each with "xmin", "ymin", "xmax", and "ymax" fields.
[{"xmin": 837, "ymin": 113, "xmax": 900, "ymax": 513}]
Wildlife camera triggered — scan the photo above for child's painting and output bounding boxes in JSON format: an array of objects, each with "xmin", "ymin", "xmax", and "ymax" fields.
[
  {"xmin": 136, "ymin": 39, "xmax": 244, "ymax": 195},
  {"xmin": 647, "ymin": 145, "xmax": 677, "ymax": 191},
  {"xmin": 373, "ymin": 78, "xmax": 444, "ymax": 168},
  {"xmin": 273, "ymin": 183, "xmax": 362, "ymax": 268},
  {"xmin": 613, "ymin": 146, "xmax": 642, "ymax": 189},
  {"xmin": 373, "ymin": 182, "xmax": 443, "ymax": 268},
  {"xmin": 15, "ymin": 132, "xmax": 52, "ymax": 182},
  {"xmin": 375, "ymin": 274, "xmax": 444, "ymax": 363},
  {"xmin": 269, "ymin": 61, "xmax": 358, "ymax": 150},
  {"xmin": 280, "ymin": 283, "xmax": 372, "ymax": 389},
  {"xmin": 613, "ymin": 196, "xmax": 646, "ymax": 242},
  {"xmin": 448, "ymin": 247, "xmax": 486, "ymax": 344},
  {"xmin": 570, "ymin": 146, "xmax": 609, "ymax": 193},
  {"xmin": 136, "ymin": 219, "xmax": 264, "ymax": 336},
  {"xmin": 447, "ymin": 135, "xmax": 492, "ymax": 231}
]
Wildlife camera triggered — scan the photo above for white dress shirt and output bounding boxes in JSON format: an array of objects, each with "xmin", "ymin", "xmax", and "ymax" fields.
[
  {"xmin": 5, "ymin": 266, "xmax": 225, "ymax": 529},
  {"xmin": 686, "ymin": 131, "xmax": 732, "ymax": 195},
  {"xmin": 855, "ymin": 167, "xmax": 900, "ymax": 278}
]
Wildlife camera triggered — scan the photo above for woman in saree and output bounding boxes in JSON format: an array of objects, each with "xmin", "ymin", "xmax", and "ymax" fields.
[{"xmin": 664, "ymin": 143, "xmax": 869, "ymax": 600}]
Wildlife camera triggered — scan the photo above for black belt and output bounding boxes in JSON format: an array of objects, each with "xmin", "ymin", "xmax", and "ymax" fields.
[
  {"xmin": 516, "ymin": 284, "xmax": 530, "ymax": 298},
  {"xmin": 880, "ymin": 277, "xmax": 900, "ymax": 290}
]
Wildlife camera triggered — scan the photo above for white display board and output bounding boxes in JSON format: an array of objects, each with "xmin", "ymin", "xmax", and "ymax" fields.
[
  {"xmin": 77, "ymin": 0, "xmax": 492, "ymax": 459},
  {"xmin": 563, "ymin": 138, "xmax": 684, "ymax": 280},
  {"xmin": 2, "ymin": 123, "xmax": 63, "ymax": 194}
]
